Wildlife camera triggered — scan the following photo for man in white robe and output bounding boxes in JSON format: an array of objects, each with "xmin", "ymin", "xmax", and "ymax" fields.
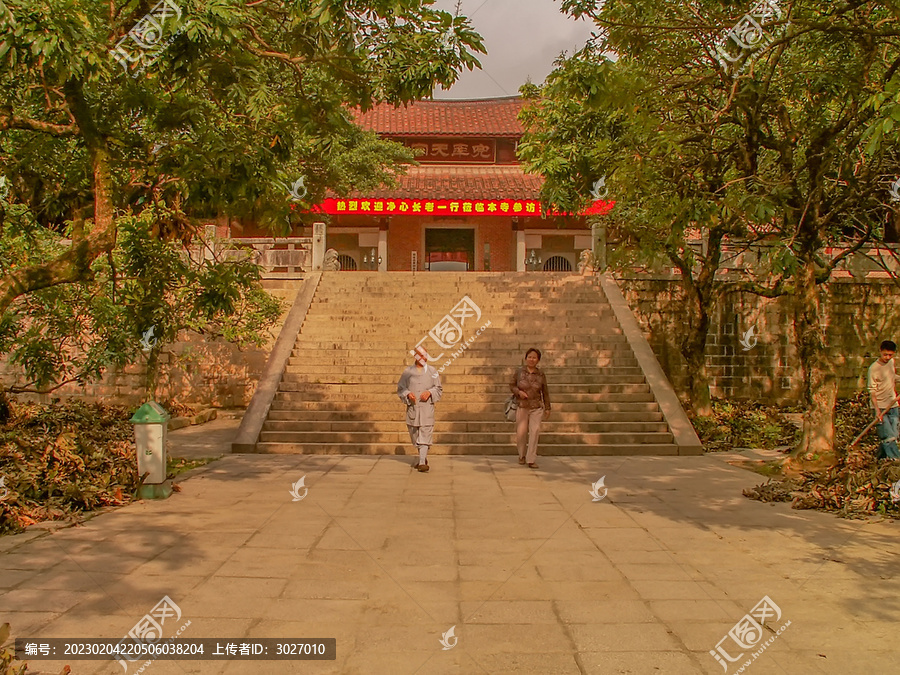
[{"xmin": 397, "ymin": 346, "xmax": 443, "ymax": 472}]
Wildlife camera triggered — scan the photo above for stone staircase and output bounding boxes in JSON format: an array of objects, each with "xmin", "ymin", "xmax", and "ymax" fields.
[{"xmin": 246, "ymin": 271, "xmax": 701, "ymax": 456}]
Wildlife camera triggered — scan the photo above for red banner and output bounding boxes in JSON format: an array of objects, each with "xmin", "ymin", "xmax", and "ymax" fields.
[{"xmin": 313, "ymin": 198, "xmax": 614, "ymax": 217}]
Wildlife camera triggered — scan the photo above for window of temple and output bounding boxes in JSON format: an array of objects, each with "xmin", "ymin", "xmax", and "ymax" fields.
[{"xmin": 543, "ymin": 256, "xmax": 573, "ymax": 272}]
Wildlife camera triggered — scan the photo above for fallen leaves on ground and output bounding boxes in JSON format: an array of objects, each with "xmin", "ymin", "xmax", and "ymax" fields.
[
  {"xmin": 744, "ymin": 392, "xmax": 900, "ymax": 518},
  {"xmin": 694, "ymin": 400, "xmax": 801, "ymax": 452},
  {"xmin": 0, "ymin": 398, "xmax": 138, "ymax": 535}
]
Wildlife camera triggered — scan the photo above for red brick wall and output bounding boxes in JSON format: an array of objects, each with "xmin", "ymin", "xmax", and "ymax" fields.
[
  {"xmin": 478, "ymin": 217, "xmax": 512, "ymax": 271},
  {"xmin": 388, "ymin": 219, "xmax": 422, "ymax": 270}
]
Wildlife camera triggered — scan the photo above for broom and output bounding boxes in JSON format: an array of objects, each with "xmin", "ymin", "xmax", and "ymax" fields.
[{"xmin": 848, "ymin": 392, "xmax": 900, "ymax": 447}]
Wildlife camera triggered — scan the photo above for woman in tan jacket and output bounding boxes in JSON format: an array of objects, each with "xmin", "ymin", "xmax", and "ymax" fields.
[{"xmin": 509, "ymin": 347, "xmax": 551, "ymax": 468}]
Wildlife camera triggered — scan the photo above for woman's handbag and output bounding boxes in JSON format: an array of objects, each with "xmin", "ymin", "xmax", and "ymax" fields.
[
  {"xmin": 505, "ymin": 366, "xmax": 522, "ymax": 421},
  {"xmin": 504, "ymin": 395, "xmax": 518, "ymax": 422}
]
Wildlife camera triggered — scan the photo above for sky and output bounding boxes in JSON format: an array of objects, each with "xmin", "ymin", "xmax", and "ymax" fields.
[{"xmin": 432, "ymin": 0, "xmax": 597, "ymax": 99}]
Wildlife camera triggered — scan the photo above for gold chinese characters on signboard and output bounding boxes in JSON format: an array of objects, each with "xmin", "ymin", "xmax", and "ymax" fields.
[{"xmin": 392, "ymin": 137, "xmax": 496, "ymax": 163}]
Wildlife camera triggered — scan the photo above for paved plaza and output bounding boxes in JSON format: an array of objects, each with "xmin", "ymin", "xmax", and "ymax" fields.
[{"xmin": 2, "ymin": 435, "xmax": 898, "ymax": 675}]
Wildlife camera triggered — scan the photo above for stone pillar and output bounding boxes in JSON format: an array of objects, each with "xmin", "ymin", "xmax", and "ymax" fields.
[
  {"xmin": 312, "ymin": 222, "xmax": 326, "ymax": 271},
  {"xmin": 378, "ymin": 229, "xmax": 388, "ymax": 272},
  {"xmin": 591, "ymin": 218, "xmax": 607, "ymax": 272},
  {"xmin": 516, "ymin": 230, "xmax": 526, "ymax": 272}
]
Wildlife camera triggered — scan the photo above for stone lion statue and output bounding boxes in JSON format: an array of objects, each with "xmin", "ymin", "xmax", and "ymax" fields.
[
  {"xmin": 323, "ymin": 248, "xmax": 341, "ymax": 271},
  {"xmin": 577, "ymin": 249, "xmax": 594, "ymax": 276}
]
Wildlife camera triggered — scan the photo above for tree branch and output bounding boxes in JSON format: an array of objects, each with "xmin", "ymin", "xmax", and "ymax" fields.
[{"xmin": 0, "ymin": 114, "xmax": 76, "ymax": 136}]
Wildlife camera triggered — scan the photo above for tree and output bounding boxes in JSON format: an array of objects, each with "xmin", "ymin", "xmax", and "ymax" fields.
[
  {"xmin": 0, "ymin": 207, "xmax": 282, "ymax": 406},
  {"xmin": 0, "ymin": 0, "xmax": 485, "ymax": 406},
  {"xmin": 519, "ymin": 50, "xmax": 749, "ymax": 420},
  {"xmin": 521, "ymin": 0, "xmax": 900, "ymax": 463},
  {"xmin": 0, "ymin": 0, "xmax": 484, "ymax": 304}
]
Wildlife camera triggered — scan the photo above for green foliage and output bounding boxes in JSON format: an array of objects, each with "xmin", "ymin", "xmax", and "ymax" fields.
[
  {"xmin": 694, "ymin": 400, "xmax": 801, "ymax": 452},
  {"xmin": 1, "ymin": 622, "xmax": 31, "ymax": 675},
  {"xmin": 0, "ymin": 0, "xmax": 486, "ymax": 399},
  {"xmin": 521, "ymin": 0, "xmax": 900, "ymax": 429},
  {"xmin": 0, "ymin": 0, "xmax": 485, "ymax": 232},
  {"xmin": 520, "ymin": 1, "xmax": 900, "ymax": 272},
  {"xmin": 167, "ymin": 455, "xmax": 217, "ymax": 478},
  {"xmin": 862, "ymin": 73, "xmax": 900, "ymax": 156},
  {"xmin": 0, "ymin": 207, "xmax": 283, "ymax": 398}
]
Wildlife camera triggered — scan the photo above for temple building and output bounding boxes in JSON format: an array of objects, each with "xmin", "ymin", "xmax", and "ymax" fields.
[{"xmin": 233, "ymin": 96, "xmax": 609, "ymax": 273}]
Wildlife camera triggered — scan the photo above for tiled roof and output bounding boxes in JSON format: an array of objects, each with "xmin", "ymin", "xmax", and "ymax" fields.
[
  {"xmin": 351, "ymin": 165, "xmax": 544, "ymax": 200},
  {"xmin": 353, "ymin": 97, "xmax": 525, "ymax": 138}
]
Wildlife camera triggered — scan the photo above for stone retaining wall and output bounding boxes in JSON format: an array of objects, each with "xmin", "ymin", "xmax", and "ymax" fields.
[{"xmin": 619, "ymin": 277, "xmax": 900, "ymax": 404}]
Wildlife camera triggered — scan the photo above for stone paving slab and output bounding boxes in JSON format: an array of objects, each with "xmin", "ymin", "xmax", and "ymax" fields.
[{"xmin": 1, "ymin": 452, "xmax": 898, "ymax": 674}]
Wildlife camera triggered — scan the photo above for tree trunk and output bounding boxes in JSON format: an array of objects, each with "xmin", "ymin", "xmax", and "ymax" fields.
[
  {"xmin": 674, "ymin": 232, "xmax": 721, "ymax": 420},
  {"xmin": 0, "ymin": 81, "xmax": 116, "ymax": 316},
  {"xmin": 791, "ymin": 259, "xmax": 838, "ymax": 466},
  {"xmin": 143, "ymin": 348, "xmax": 161, "ymax": 402},
  {"xmin": 680, "ymin": 291, "xmax": 713, "ymax": 418},
  {"xmin": 0, "ymin": 389, "xmax": 10, "ymax": 424}
]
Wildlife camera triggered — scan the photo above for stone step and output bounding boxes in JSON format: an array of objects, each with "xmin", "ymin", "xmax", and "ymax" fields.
[
  {"xmin": 285, "ymin": 360, "xmax": 638, "ymax": 370},
  {"xmin": 279, "ymin": 376, "xmax": 647, "ymax": 387},
  {"xmin": 310, "ymin": 300, "xmax": 605, "ymax": 309},
  {"xmin": 294, "ymin": 331, "xmax": 624, "ymax": 340},
  {"xmin": 305, "ymin": 306, "xmax": 609, "ymax": 313},
  {"xmin": 260, "ymin": 420, "xmax": 669, "ymax": 433},
  {"xmin": 318, "ymin": 274, "xmax": 585, "ymax": 280},
  {"xmin": 242, "ymin": 272, "xmax": 691, "ymax": 457},
  {"xmin": 257, "ymin": 430, "xmax": 675, "ymax": 445},
  {"xmin": 307, "ymin": 308, "xmax": 605, "ymax": 318},
  {"xmin": 305, "ymin": 306, "xmax": 609, "ymax": 315},
  {"xmin": 281, "ymin": 369, "xmax": 645, "ymax": 382},
  {"xmin": 268, "ymin": 399, "xmax": 661, "ymax": 413},
  {"xmin": 281, "ymin": 379, "xmax": 649, "ymax": 390},
  {"xmin": 291, "ymin": 337, "xmax": 631, "ymax": 350},
  {"xmin": 285, "ymin": 352, "xmax": 636, "ymax": 364},
  {"xmin": 253, "ymin": 442, "xmax": 683, "ymax": 456},
  {"xmin": 282, "ymin": 364, "xmax": 639, "ymax": 375},
  {"xmin": 276, "ymin": 382, "xmax": 650, "ymax": 394},
  {"xmin": 298, "ymin": 319, "xmax": 617, "ymax": 329},
  {"xmin": 309, "ymin": 294, "xmax": 608, "ymax": 301},
  {"xmin": 264, "ymin": 409, "xmax": 664, "ymax": 422}
]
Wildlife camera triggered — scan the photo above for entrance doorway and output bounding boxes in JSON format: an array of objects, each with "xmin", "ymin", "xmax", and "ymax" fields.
[{"xmin": 425, "ymin": 229, "xmax": 475, "ymax": 271}]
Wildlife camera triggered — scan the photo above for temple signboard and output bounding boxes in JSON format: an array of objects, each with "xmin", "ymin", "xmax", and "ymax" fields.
[{"xmin": 389, "ymin": 137, "xmax": 497, "ymax": 163}]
